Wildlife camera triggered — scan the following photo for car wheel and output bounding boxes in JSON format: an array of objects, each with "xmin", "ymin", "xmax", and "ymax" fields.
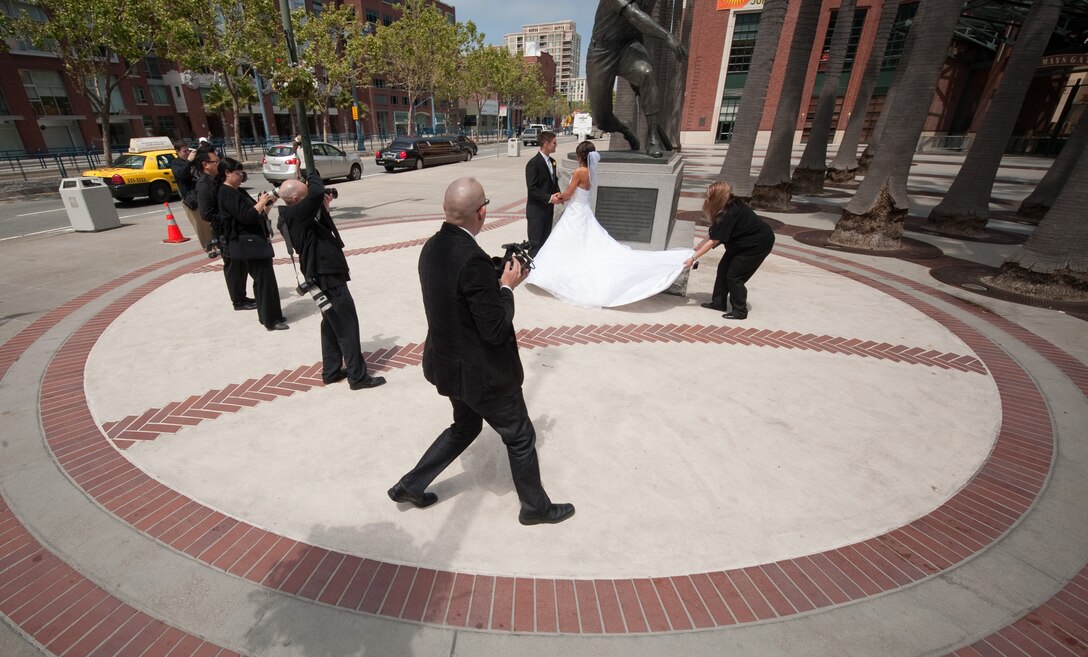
[
  {"xmin": 384, "ymin": 165, "xmax": 395, "ymax": 172},
  {"xmin": 415, "ymin": 158, "xmax": 424, "ymax": 170},
  {"xmin": 464, "ymin": 151, "xmax": 472, "ymax": 161},
  {"xmin": 348, "ymin": 163, "xmax": 362, "ymax": 180},
  {"xmin": 148, "ymin": 181, "xmax": 170, "ymax": 204}
]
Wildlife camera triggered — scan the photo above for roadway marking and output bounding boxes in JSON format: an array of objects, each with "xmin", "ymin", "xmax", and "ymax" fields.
[
  {"xmin": 14, "ymin": 208, "xmax": 65, "ymax": 217},
  {"xmin": 0, "ymin": 227, "xmax": 73, "ymax": 242}
]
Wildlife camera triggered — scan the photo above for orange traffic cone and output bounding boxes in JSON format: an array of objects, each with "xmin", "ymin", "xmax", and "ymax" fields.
[{"xmin": 162, "ymin": 202, "xmax": 190, "ymax": 244}]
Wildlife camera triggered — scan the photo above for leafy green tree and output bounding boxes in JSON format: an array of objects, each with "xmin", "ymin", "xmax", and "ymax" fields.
[
  {"xmin": 364, "ymin": 0, "xmax": 461, "ymax": 136},
  {"xmin": 203, "ymin": 84, "xmax": 233, "ymax": 142},
  {"xmin": 12, "ymin": 0, "xmax": 159, "ymax": 164},
  {"xmin": 462, "ymin": 44, "xmax": 508, "ymax": 130},
  {"xmin": 291, "ymin": 5, "xmax": 368, "ymax": 142},
  {"xmin": 160, "ymin": 0, "xmax": 282, "ymax": 160}
]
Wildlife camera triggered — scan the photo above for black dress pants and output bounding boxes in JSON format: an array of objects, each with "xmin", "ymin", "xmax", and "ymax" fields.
[
  {"xmin": 399, "ymin": 390, "xmax": 551, "ymax": 516},
  {"xmin": 222, "ymin": 252, "xmax": 251, "ymax": 306},
  {"xmin": 711, "ymin": 246, "xmax": 773, "ymax": 318},
  {"xmin": 246, "ymin": 257, "xmax": 284, "ymax": 328},
  {"xmin": 527, "ymin": 213, "xmax": 553, "ymax": 258},
  {"xmin": 320, "ymin": 284, "xmax": 367, "ymax": 382}
]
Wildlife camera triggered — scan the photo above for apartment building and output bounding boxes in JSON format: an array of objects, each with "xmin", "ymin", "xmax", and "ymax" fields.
[{"xmin": 504, "ymin": 20, "xmax": 581, "ymax": 98}]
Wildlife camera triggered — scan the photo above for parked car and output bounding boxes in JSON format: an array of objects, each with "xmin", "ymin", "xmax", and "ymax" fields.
[
  {"xmin": 521, "ymin": 127, "xmax": 540, "ymax": 147},
  {"xmin": 454, "ymin": 135, "xmax": 478, "ymax": 156},
  {"xmin": 82, "ymin": 136, "xmax": 178, "ymax": 203},
  {"xmin": 375, "ymin": 137, "xmax": 470, "ymax": 172},
  {"xmin": 262, "ymin": 141, "xmax": 363, "ymax": 183}
]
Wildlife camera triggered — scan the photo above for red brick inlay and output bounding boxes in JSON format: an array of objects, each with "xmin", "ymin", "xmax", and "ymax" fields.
[
  {"xmin": 12, "ymin": 225, "xmax": 1077, "ymax": 638},
  {"xmin": 101, "ymin": 327, "xmax": 984, "ymax": 446}
]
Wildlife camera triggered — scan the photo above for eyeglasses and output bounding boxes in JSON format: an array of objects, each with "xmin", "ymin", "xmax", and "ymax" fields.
[
  {"xmin": 205, "ymin": 159, "xmax": 220, "ymax": 164},
  {"xmin": 477, "ymin": 198, "xmax": 490, "ymax": 212}
]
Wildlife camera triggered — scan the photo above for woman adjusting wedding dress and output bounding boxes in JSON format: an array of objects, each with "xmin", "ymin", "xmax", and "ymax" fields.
[{"xmin": 526, "ymin": 141, "xmax": 692, "ymax": 308}]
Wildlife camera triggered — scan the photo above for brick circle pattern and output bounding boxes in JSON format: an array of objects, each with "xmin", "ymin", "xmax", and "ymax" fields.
[{"xmin": 5, "ymin": 213, "xmax": 1085, "ymax": 644}]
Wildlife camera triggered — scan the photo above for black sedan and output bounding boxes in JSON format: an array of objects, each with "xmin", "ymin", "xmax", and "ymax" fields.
[{"xmin": 375, "ymin": 137, "xmax": 470, "ymax": 172}]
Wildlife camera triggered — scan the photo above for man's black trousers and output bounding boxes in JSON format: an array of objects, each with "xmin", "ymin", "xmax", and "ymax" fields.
[{"xmin": 320, "ymin": 283, "xmax": 368, "ymax": 383}]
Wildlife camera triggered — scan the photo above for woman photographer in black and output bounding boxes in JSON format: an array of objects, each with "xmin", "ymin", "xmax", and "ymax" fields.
[
  {"xmin": 217, "ymin": 158, "xmax": 288, "ymax": 331},
  {"xmin": 685, "ymin": 180, "xmax": 775, "ymax": 320}
]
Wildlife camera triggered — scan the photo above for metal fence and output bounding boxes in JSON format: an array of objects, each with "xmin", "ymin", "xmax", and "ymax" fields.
[{"xmin": 916, "ymin": 135, "xmax": 974, "ymax": 152}]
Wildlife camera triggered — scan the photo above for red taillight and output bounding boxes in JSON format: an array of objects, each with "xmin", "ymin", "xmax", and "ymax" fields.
[
  {"xmin": 398, "ymin": 151, "xmax": 407, "ymax": 159},
  {"xmin": 375, "ymin": 150, "xmax": 381, "ymax": 158},
  {"xmin": 262, "ymin": 156, "xmax": 267, "ymax": 165},
  {"xmin": 285, "ymin": 157, "xmax": 298, "ymax": 165},
  {"xmin": 110, "ymin": 174, "xmax": 124, "ymax": 185}
]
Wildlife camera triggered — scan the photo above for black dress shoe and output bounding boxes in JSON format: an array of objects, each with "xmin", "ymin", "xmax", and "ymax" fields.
[
  {"xmin": 266, "ymin": 321, "xmax": 290, "ymax": 331},
  {"xmin": 349, "ymin": 375, "xmax": 386, "ymax": 390},
  {"xmin": 323, "ymin": 369, "xmax": 348, "ymax": 384},
  {"xmin": 234, "ymin": 300, "xmax": 258, "ymax": 311},
  {"xmin": 388, "ymin": 482, "xmax": 437, "ymax": 508},
  {"xmin": 519, "ymin": 503, "xmax": 575, "ymax": 526},
  {"xmin": 700, "ymin": 301, "xmax": 726, "ymax": 311},
  {"xmin": 722, "ymin": 312, "xmax": 747, "ymax": 320}
]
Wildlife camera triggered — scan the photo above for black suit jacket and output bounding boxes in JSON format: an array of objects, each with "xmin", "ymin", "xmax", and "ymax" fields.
[
  {"xmin": 419, "ymin": 222, "xmax": 523, "ymax": 404},
  {"xmin": 280, "ymin": 171, "xmax": 350, "ymax": 287},
  {"xmin": 525, "ymin": 152, "xmax": 559, "ymax": 222}
]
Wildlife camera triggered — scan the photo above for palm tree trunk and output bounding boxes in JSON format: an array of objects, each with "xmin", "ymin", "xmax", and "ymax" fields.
[
  {"xmin": 828, "ymin": 0, "xmax": 899, "ymax": 183},
  {"xmin": 719, "ymin": 0, "xmax": 789, "ymax": 199},
  {"xmin": 927, "ymin": 0, "xmax": 1064, "ymax": 236},
  {"xmin": 990, "ymin": 142, "xmax": 1088, "ymax": 301},
  {"xmin": 751, "ymin": 0, "xmax": 823, "ymax": 210},
  {"xmin": 858, "ymin": 10, "xmax": 919, "ymax": 174},
  {"xmin": 831, "ymin": 0, "xmax": 962, "ymax": 251},
  {"xmin": 1018, "ymin": 96, "xmax": 1088, "ymax": 222},
  {"xmin": 792, "ymin": 0, "xmax": 858, "ymax": 194}
]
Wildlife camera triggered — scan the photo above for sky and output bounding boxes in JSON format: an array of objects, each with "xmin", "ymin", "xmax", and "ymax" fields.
[{"xmin": 449, "ymin": 0, "xmax": 596, "ymax": 78}]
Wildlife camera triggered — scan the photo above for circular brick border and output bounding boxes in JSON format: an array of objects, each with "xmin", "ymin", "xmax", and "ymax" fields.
[
  {"xmin": 28, "ymin": 224, "xmax": 1064, "ymax": 636},
  {"xmin": 793, "ymin": 229, "xmax": 945, "ymax": 260},
  {"xmin": 930, "ymin": 263, "xmax": 1088, "ymax": 316}
]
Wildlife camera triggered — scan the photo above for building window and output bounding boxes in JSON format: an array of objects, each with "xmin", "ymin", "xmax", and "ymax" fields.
[
  {"xmin": 716, "ymin": 97, "xmax": 741, "ymax": 143},
  {"xmin": 373, "ymin": 78, "xmax": 386, "ymax": 88},
  {"xmin": 142, "ymin": 116, "xmax": 155, "ymax": 134},
  {"xmin": 2, "ymin": 0, "xmax": 50, "ymax": 51},
  {"xmin": 382, "ymin": 14, "xmax": 392, "ymax": 26},
  {"xmin": 882, "ymin": 3, "xmax": 918, "ymax": 72},
  {"xmin": 0, "ymin": 88, "xmax": 9, "ymax": 115},
  {"xmin": 727, "ymin": 13, "xmax": 761, "ymax": 74},
  {"xmin": 376, "ymin": 95, "xmax": 388, "ymax": 104},
  {"xmin": 134, "ymin": 86, "xmax": 148, "ymax": 104},
  {"xmin": 818, "ymin": 8, "xmax": 869, "ymax": 72},
  {"xmin": 150, "ymin": 85, "xmax": 170, "ymax": 105},
  {"xmin": 20, "ymin": 69, "xmax": 73, "ymax": 116},
  {"xmin": 391, "ymin": 96, "xmax": 398, "ymax": 105},
  {"xmin": 365, "ymin": 8, "xmax": 378, "ymax": 23},
  {"xmin": 144, "ymin": 55, "xmax": 163, "ymax": 80},
  {"xmin": 158, "ymin": 115, "xmax": 176, "ymax": 136}
]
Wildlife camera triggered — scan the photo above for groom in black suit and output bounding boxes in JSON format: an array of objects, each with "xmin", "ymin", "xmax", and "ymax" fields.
[
  {"xmin": 388, "ymin": 177, "xmax": 575, "ymax": 526},
  {"xmin": 524, "ymin": 130, "xmax": 562, "ymax": 257}
]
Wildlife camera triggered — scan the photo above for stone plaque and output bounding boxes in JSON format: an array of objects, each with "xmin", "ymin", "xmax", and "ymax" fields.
[{"xmin": 595, "ymin": 186, "xmax": 659, "ymax": 242}]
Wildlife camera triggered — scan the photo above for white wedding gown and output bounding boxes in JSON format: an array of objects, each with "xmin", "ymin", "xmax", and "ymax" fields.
[{"xmin": 526, "ymin": 178, "xmax": 692, "ymax": 309}]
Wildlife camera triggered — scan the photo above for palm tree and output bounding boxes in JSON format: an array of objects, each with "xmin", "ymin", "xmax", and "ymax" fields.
[
  {"xmin": 750, "ymin": 0, "xmax": 823, "ymax": 210},
  {"xmin": 719, "ymin": 0, "xmax": 789, "ymax": 198},
  {"xmin": 857, "ymin": 9, "xmax": 919, "ymax": 174},
  {"xmin": 203, "ymin": 84, "xmax": 233, "ymax": 147},
  {"xmin": 1018, "ymin": 99, "xmax": 1088, "ymax": 222},
  {"xmin": 927, "ymin": 0, "xmax": 1065, "ymax": 236},
  {"xmin": 990, "ymin": 142, "xmax": 1088, "ymax": 301},
  {"xmin": 792, "ymin": 0, "xmax": 858, "ymax": 194},
  {"xmin": 830, "ymin": 0, "xmax": 963, "ymax": 250},
  {"xmin": 827, "ymin": 0, "xmax": 900, "ymax": 182}
]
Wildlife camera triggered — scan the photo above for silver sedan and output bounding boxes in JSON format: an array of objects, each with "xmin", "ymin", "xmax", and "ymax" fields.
[{"xmin": 262, "ymin": 142, "xmax": 364, "ymax": 183}]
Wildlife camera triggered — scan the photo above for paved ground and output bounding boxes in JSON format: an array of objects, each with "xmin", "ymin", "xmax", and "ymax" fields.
[{"xmin": 1, "ymin": 137, "xmax": 1086, "ymax": 657}]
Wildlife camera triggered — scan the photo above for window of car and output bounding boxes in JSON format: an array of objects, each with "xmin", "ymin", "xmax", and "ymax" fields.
[
  {"xmin": 325, "ymin": 144, "xmax": 345, "ymax": 157},
  {"xmin": 387, "ymin": 141, "xmax": 411, "ymax": 151},
  {"xmin": 112, "ymin": 154, "xmax": 146, "ymax": 169},
  {"xmin": 155, "ymin": 154, "xmax": 175, "ymax": 169},
  {"xmin": 267, "ymin": 146, "xmax": 294, "ymax": 157}
]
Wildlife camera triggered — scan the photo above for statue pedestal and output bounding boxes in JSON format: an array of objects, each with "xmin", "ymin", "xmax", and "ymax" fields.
[{"xmin": 558, "ymin": 150, "xmax": 690, "ymax": 295}]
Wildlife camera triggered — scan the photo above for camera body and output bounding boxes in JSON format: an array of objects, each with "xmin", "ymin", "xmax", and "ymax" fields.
[
  {"xmin": 297, "ymin": 280, "xmax": 332, "ymax": 314},
  {"xmin": 325, "ymin": 187, "xmax": 338, "ymax": 199},
  {"xmin": 492, "ymin": 241, "xmax": 535, "ymax": 276}
]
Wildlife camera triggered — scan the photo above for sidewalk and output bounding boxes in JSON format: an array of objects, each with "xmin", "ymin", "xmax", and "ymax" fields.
[{"xmin": 1, "ymin": 139, "xmax": 1085, "ymax": 656}]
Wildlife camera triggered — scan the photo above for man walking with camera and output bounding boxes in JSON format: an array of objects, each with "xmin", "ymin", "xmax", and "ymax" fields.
[
  {"xmin": 277, "ymin": 171, "xmax": 385, "ymax": 390},
  {"xmin": 388, "ymin": 177, "xmax": 574, "ymax": 526}
]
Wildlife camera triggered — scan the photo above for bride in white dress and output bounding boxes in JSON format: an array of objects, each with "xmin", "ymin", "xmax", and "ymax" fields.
[{"xmin": 525, "ymin": 141, "xmax": 693, "ymax": 308}]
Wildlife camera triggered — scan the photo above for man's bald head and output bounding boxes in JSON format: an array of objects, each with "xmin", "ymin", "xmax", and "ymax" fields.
[
  {"xmin": 443, "ymin": 177, "xmax": 488, "ymax": 233},
  {"xmin": 278, "ymin": 179, "xmax": 308, "ymax": 205}
]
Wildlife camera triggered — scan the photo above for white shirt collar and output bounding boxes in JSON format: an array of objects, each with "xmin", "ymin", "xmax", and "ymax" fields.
[{"xmin": 456, "ymin": 225, "xmax": 476, "ymax": 241}]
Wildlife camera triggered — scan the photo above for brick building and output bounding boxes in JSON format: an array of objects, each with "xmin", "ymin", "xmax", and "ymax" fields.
[{"xmin": 680, "ymin": 0, "xmax": 1088, "ymax": 150}]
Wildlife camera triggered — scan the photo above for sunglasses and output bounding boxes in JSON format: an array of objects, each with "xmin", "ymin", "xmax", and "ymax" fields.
[{"xmin": 478, "ymin": 198, "xmax": 490, "ymax": 212}]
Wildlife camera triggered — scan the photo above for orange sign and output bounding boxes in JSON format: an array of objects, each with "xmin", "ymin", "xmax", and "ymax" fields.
[{"xmin": 717, "ymin": 0, "xmax": 748, "ymax": 9}]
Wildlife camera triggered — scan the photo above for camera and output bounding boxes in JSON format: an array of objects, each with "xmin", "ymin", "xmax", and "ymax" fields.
[
  {"xmin": 206, "ymin": 236, "xmax": 220, "ymax": 259},
  {"xmin": 325, "ymin": 187, "xmax": 338, "ymax": 199},
  {"xmin": 296, "ymin": 280, "xmax": 332, "ymax": 314},
  {"xmin": 268, "ymin": 187, "xmax": 280, "ymax": 199},
  {"xmin": 491, "ymin": 241, "xmax": 535, "ymax": 276}
]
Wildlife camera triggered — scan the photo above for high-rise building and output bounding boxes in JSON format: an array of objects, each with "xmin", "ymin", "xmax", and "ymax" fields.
[{"xmin": 504, "ymin": 21, "xmax": 581, "ymax": 98}]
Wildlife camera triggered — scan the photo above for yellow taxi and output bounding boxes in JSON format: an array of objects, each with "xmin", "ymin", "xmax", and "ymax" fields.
[{"xmin": 83, "ymin": 136, "xmax": 179, "ymax": 203}]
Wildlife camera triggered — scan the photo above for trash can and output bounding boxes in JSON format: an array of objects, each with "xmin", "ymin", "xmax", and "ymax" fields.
[
  {"xmin": 507, "ymin": 138, "xmax": 521, "ymax": 157},
  {"xmin": 59, "ymin": 177, "xmax": 120, "ymax": 232}
]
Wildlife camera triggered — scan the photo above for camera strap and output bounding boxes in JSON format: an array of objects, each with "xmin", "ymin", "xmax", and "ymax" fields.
[{"xmin": 284, "ymin": 206, "xmax": 325, "ymax": 288}]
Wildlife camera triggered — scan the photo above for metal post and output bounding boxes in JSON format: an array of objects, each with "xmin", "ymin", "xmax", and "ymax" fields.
[
  {"xmin": 277, "ymin": 0, "xmax": 315, "ymax": 173},
  {"xmin": 352, "ymin": 85, "xmax": 364, "ymax": 151},
  {"xmin": 252, "ymin": 68, "xmax": 273, "ymax": 147}
]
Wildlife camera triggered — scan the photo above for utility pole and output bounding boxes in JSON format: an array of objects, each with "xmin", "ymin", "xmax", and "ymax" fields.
[{"xmin": 277, "ymin": 0, "xmax": 315, "ymax": 172}]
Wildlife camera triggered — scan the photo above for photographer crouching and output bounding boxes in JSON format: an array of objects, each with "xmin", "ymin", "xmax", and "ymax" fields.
[{"xmin": 277, "ymin": 170, "xmax": 386, "ymax": 390}]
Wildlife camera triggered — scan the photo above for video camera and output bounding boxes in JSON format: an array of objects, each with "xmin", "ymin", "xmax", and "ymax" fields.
[{"xmin": 491, "ymin": 241, "xmax": 535, "ymax": 277}]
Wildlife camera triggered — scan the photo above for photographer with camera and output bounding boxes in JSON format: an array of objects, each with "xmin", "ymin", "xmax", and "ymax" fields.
[
  {"xmin": 387, "ymin": 177, "xmax": 574, "ymax": 526},
  {"xmin": 195, "ymin": 148, "xmax": 256, "ymax": 311},
  {"xmin": 277, "ymin": 170, "xmax": 385, "ymax": 389}
]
